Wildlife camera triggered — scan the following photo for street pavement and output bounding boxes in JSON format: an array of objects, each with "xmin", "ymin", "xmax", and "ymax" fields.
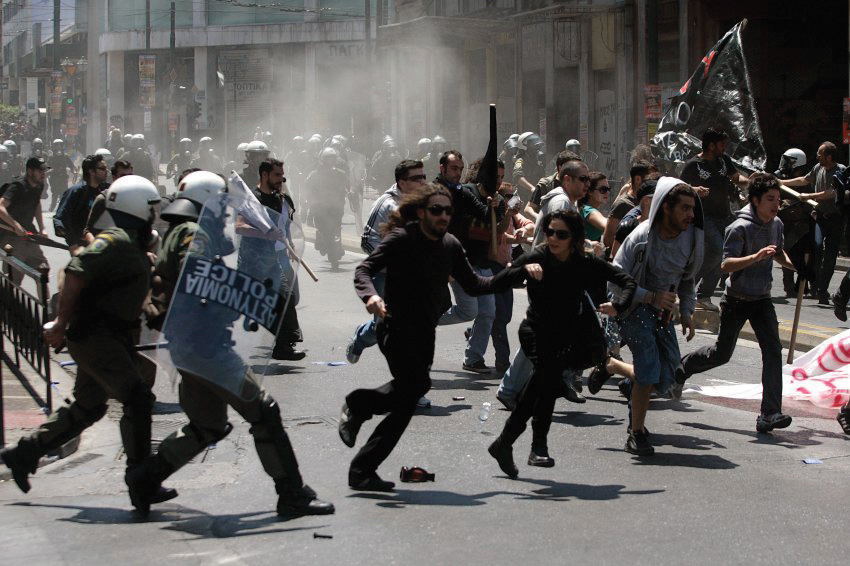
[{"xmin": 1, "ymin": 198, "xmax": 849, "ymax": 564}]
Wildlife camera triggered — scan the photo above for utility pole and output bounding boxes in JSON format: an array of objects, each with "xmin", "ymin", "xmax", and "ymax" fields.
[
  {"xmin": 52, "ymin": 0, "xmax": 60, "ymax": 142},
  {"xmin": 146, "ymin": 0, "xmax": 151, "ymax": 50}
]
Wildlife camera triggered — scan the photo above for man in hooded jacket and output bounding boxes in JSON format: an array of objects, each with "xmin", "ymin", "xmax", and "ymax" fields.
[{"xmin": 611, "ymin": 177, "xmax": 704, "ymax": 456}]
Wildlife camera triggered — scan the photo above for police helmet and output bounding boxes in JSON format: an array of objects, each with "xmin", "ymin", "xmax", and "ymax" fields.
[
  {"xmin": 161, "ymin": 170, "xmax": 227, "ymax": 221},
  {"xmin": 779, "ymin": 148, "xmax": 807, "ymax": 171},
  {"xmin": 32, "ymin": 138, "xmax": 43, "ymax": 148},
  {"xmin": 320, "ymin": 147, "xmax": 339, "ymax": 164},
  {"xmin": 246, "ymin": 140, "xmax": 270, "ymax": 154},
  {"xmin": 94, "ymin": 175, "xmax": 161, "ymax": 230},
  {"xmin": 565, "ymin": 139, "xmax": 581, "ymax": 153},
  {"xmin": 517, "ymin": 132, "xmax": 542, "ymax": 152}
]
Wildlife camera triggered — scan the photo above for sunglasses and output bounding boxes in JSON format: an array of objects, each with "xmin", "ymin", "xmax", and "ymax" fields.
[
  {"xmin": 406, "ymin": 174, "xmax": 427, "ymax": 182},
  {"xmin": 595, "ymin": 186, "xmax": 610, "ymax": 193},
  {"xmin": 426, "ymin": 204, "xmax": 453, "ymax": 216},
  {"xmin": 575, "ymin": 175, "xmax": 591, "ymax": 184},
  {"xmin": 544, "ymin": 228, "xmax": 571, "ymax": 240}
]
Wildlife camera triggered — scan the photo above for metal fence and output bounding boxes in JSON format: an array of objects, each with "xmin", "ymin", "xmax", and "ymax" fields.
[{"xmin": 0, "ymin": 245, "xmax": 52, "ymax": 446}]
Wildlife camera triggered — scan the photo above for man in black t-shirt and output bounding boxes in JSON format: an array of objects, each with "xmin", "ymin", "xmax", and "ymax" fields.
[
  {"xmin": 250, "ymin": 158, "xmax": 305, "ymax": 361},
  {"xmin": 680, "ymin": 127, "xmax": 748, "ymax": 311},
  {"xmin": 0, "ymin": 157, "xmax": 50, "ymax": 283}
]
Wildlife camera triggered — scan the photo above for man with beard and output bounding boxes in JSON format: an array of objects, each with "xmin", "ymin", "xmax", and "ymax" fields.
[
  {"xmin": 338, "ymin": 183, "xmax": 520, "ymax": 491},
  {"xmin": 0, "ymin": 157, "xmax": 51, "ymax": 284}
]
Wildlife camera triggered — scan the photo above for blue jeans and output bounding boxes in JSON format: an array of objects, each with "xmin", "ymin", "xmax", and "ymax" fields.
[
  {"xmin": 350, "ymin": 272, "xmax": 386, "ymax": 356},
  {"xmin": 438, "ymin": 266, "xmax": 495, "ymax": 365},
  {"xmin": 490, "ymin": 262, "xmax": 513, "ymax": 367},
  {"xmin": 697, "ymin": 215, "xmax": 730, "ymax": 299},
  {"xmin": 620, "ymin": 304, "xmax": 681, "ymax": 391}
]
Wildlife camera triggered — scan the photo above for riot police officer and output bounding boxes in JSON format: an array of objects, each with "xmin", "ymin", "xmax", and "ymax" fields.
[
  {"xmin": 4, "ymin": 139, "xmax": 23, "ymax": 177},
  {"xmin": 369, "ymin": 136, "xmax": 401, "ymax": 192},
  {"xmin": 31, "ymin": 138, "xmax": 45, "ymax": 158},
  {"xmin": 241, "ymin": 140, "xmax": 271, "ymax": 189},
  {"xmin": 306, "ymin": 147, "xmax": 349, "ymax": 268},
  {"xmin": 416, "ymin": 137, "xmax": 432, "ymax": 162},
  {"xmin": 128, "ymin": 171, "xmax": 334, "ymax": 517},
  {"xmin": 46, "ymin": 139, "xmax": 77, "ymax": 211},
  {"xmin": 0, "ymin": 175, "xmax": 173, "ymax": 516},
  {"xmin": 513, "ymin": 132, "xmax": 546, "ymax": 202},
  {"xmin": 166, "ymin": 138, "xmax": 194, "ymax": 189},
  {"xmin": 422, "ymin": 134, "xmax": 447, "ymax": 180},
  {"xmin": 128, "ymin": 134, "xmax": 157, "ymax": 185},
  {"xmin": 191, "ymin": 136, "xmax": 220, "ymax": 173}
]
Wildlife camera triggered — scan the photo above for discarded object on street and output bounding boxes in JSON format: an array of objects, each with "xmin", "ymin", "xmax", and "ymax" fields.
[
  {"xmin": 803, "ymin": 458, "xmax": 823, "ymax": 465},
  {"xmin": 311, "ymin": 361, "xmax": 347, "ymax": 366},
  {"xmin": 452, "ymin": 396, "xmax": 465, "ymax": 401},
  {"xmin": 400, "ymin": 466, "xmax": 435, "ymax": 482},
  {"xmin": 313, "ymin": 533, "xmax": 333, "ymax": 539}
]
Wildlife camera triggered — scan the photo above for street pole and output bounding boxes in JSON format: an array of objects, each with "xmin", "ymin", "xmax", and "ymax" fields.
[
  {"xmin": 146, "ymin": 0, "xmax": 152, "ymax": 50},
  {"xmin": 52, "ymin": 0, "xmax": 60, "ymax": 143},
  {"xmin": 170, "ymin": 2, "xmax": 176, "ymax": 155}
]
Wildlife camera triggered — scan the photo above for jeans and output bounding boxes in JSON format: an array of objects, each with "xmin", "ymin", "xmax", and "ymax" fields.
[
  {"xmin": 350, "ymin": 272, "xmax": 386, "ymax": 356},
  {"xmin": 621, "ymin": 304, "xmax": 681, "ymax": 392},
  {"xmin": 697, "ymin": 215, "xmax": 731, "ymax": 299},
  {"xmin": 490, "ymin": 262, "xmax": 513, "ymax": 367},
  {"xmin": 680, "ymin": 296, "xmax": 783, "ymax": 415},
  {"xmin": 438, "ymin": 265, "xmax": 495, "ymax": 365},
  {"xmin": 815, "ymin": 217, "xmax": 842, "ymax": 296}
]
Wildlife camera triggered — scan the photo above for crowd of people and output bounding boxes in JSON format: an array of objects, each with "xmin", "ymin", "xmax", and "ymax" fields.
[{"xmin": 0, "ymin": 122, "xmax": 848, "ymax": 520}]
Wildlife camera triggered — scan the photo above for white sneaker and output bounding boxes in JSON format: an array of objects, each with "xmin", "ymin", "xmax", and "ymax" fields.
[{"xmin": 416, "ymin": 396, "xmax": 431, "ymax": 408}]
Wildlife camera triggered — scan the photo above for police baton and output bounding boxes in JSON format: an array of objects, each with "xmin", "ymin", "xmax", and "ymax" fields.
[{"xmin": 284, "ymin": 238, "xmax": 319, "ymax": 282}]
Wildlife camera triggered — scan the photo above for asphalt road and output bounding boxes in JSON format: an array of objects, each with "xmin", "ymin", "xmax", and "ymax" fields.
[{"xmin": 1, "ymin": 200, "xmax": 849, "ymax": 565}]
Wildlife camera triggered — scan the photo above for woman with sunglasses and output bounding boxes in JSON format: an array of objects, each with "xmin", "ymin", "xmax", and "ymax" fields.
[
  {"xmin": 578, "ymin": 172, "xmax": 610, "ymax": 244},
  {"xmin": 488, "ymin": 210, "xmax": 636, "ymax": 477}
]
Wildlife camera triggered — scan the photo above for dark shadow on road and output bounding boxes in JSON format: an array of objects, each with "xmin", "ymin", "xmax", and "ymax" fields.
[
  {"xmin": 511, "ymin": 477, "xmax": 665, "ymax": 501},
  {"xmin": 152, "ymin": 401, "xmax": 183, "ymax": 415},
  {"xmin": 640, "ymin": 432, "xmax": 726, "ymax": 450},
  {"xmin": 415, "ymin": 403, "xmax": 472, "ymax": 417},
  {"xmin": 429, "ymin": 370, "xmax": 500, "ymax": 392},
  {"xmin": 348, "ymin": 489, "xmax": 519, "ymax": 508},
  {"xmin": 259, "ymin": 363, "xmax": 307, "ymax": 375},
  {"xmin": 551, "ymin": 411, "xmax": 624, "ymax": 428},
  {"xmin": 9, "ymin": 502, "xmax": 328, "ymax": 539},
  {"xmin": 681, "ymin": 421, "xmax": 850, "ymax": 448},
  {"xmin": 595, "ymin": 448, "xmax": 738, "ymax": 469},
  {"xmin": 649, "ymin": 400, "xmax": 703, "ymax": 413}
]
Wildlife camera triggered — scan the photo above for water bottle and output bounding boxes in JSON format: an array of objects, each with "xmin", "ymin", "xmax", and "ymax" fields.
[{"xmin": 478, "ymin": 401, "xmax": 491, "ymax": 422}]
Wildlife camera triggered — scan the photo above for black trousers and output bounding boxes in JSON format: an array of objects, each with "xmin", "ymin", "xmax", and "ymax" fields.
[
  {"xmin": 681, "ymin": 296, "xmax": 783, "ymax": 415},
  {"xmin": 346, "ymin": 320, "xmax": 433, "ymax": 475},
  {"xmin": 499, "ymin": 322, "xmax": 567, "ymax": 452}
]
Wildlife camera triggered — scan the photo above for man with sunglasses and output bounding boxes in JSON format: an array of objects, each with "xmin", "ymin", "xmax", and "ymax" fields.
[
  {"xmin": 434, "ymin": 150, "xmax": 504, "ymax": 374},
  {"xmin": 53, "ymin": 154, "xmax": 110, "ymax": 256},
  {"xmin": 340, "ymin": 184, "xmax": 518, "ymax": 491},
  {"xmin": 347, "ymin": 160, "xmax": 427, "ymax": 368}
]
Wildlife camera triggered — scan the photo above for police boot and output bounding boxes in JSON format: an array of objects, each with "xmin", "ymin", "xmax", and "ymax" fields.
[
  {"xmin": 125, "ymin": 453, "xmax": 179, "ymax": 518},
  {"xmin": 528, "ymin": 418, "xmax": 555, "ymax": 468},
  {"xmin": 251, "ymin": 396, "xmax": 334, "ymax": 516},
  {"xmin": 0, "ymin": 437, "xmax": 44, "ymax": 493}
]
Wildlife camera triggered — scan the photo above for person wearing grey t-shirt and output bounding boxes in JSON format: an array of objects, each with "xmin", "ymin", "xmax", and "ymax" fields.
[{"xmin": 675, "ymin": 174, "xmax": 796, "ymax": 434}]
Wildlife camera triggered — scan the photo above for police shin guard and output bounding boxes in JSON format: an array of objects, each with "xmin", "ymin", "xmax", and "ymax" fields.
[{"xmin": 250, "ymin": 397, "xmax": 334, "ymax": 516}]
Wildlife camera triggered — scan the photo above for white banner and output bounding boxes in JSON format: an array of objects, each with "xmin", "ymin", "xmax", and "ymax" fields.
[{"xmin": 688, "ymin": 329, "xmax": 850, "ymax": 409}]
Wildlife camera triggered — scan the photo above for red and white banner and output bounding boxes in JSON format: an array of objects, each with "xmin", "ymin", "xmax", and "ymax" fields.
[{"xmin": 688, "ymin": 330, "xmax": 850, "ymax": 409}]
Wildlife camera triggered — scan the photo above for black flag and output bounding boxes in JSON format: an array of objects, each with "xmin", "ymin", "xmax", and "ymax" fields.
[
  {"xmin": 475, "ymin": 104, "xmax": 499, "ymax": 195},
  {"xmin": 651, "ymin": 20, "xmax": 766, "ymax": 174}
]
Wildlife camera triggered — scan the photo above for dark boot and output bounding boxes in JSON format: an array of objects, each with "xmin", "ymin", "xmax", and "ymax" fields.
[
  {"xmin": 487, "ymin": 437, "xmax": 518, "ymax": 479},
  {"xmin": 275, "ymin": 482, "xmax": 335, "ymax": 516},
  {"xmin": 125, "ymin": 454, "xmax": 178, "ymax": 517},
  {"xmin": 0, "ymin": 438, "xmax": 43, "ymax": 493}
]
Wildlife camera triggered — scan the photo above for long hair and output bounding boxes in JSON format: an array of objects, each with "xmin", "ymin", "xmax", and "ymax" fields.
[
  {"xmin": 381, "ymin": 182, "xmax": 452, "ymax": 236},
  {"xmin": 578, "ymin": 171, "xmax": 607, "ymax": 207},
  {"xmin": 540, "ymin": 209, "xmax": 586, "ymax": 258}
]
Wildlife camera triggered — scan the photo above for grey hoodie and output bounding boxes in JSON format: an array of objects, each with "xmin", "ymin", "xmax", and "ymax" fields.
[
  {"xmin": 724, "ymin": 203, "xmax": 784, "ymax": 300},
  {"xmin": 610, "ymin": 176, "xmax": 705, "ymax": 319},
  {"xmin": 532, "ymin": 186, "xmax": 578, "ymax": 246},
  {"xmin": 361, "ymin": 184, "xmax": 402, "ymax": 254}
]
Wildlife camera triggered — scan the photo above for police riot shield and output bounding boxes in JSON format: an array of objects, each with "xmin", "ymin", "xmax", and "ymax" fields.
[{"xmin": 156, "ymin": 180, "xmax": 305, "ymax": 400}]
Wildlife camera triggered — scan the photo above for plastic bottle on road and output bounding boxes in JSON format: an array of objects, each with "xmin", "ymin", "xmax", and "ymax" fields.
[{"xmin": 479, "ymin": 401, "xmax": 491, "ymax": 422}]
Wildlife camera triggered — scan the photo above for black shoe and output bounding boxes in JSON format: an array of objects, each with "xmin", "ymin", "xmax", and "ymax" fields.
[
  {"xmin": 349, "ymin": 472, "xmax": 395, "ymax": 492},
  {"xmin": 272, "ymin": 346, "xmax": 306, "ymax": 361},
  {"xmin": 150, "ymin": 486, "xmax": 179, "ymax": 504},
  {"xmin": 833, "ymin": 294, "xmax": 847, "ymax": 322},
  {"xmin": 277, "ymin": 484, "xmax": 335, "ymax": 516},
  {"xmin": 625, "ymin": 428, "xmax": 655, "ymax": 456},
  {"xmin": 562, "ymin": 379, "xmax": 586, "ymax": 404},
  {"xmin": 462, "ymin": 360, "xmax": 492, "ymax": 374},
  {"xmin": 487, "ymin": 439, "xmax": 518, "ymax": 478},
  {"xmin": 818, "ymin": 293, "xmax": 831, "ymax": 306},
  {"xmin": 527, "ymin": 450, "xmax": 555, "ymax": 468},
  {"xmin": 338, "ymin": 402, "xmax": 363, "ymax": 448},
  {"xmin": 0, "ymin": 447, "xmax": 38, "ymax": 494},
  {"xmin": 756, "ymin": 412, "xmax": 792, "ymax": 433},
  {"xmin": 587, "ymin": 363, "xmax": 611, "ymax": 395},
  {"xmin": 618, "ymin": 378, "xmax": 632, "ymax": 400}
]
